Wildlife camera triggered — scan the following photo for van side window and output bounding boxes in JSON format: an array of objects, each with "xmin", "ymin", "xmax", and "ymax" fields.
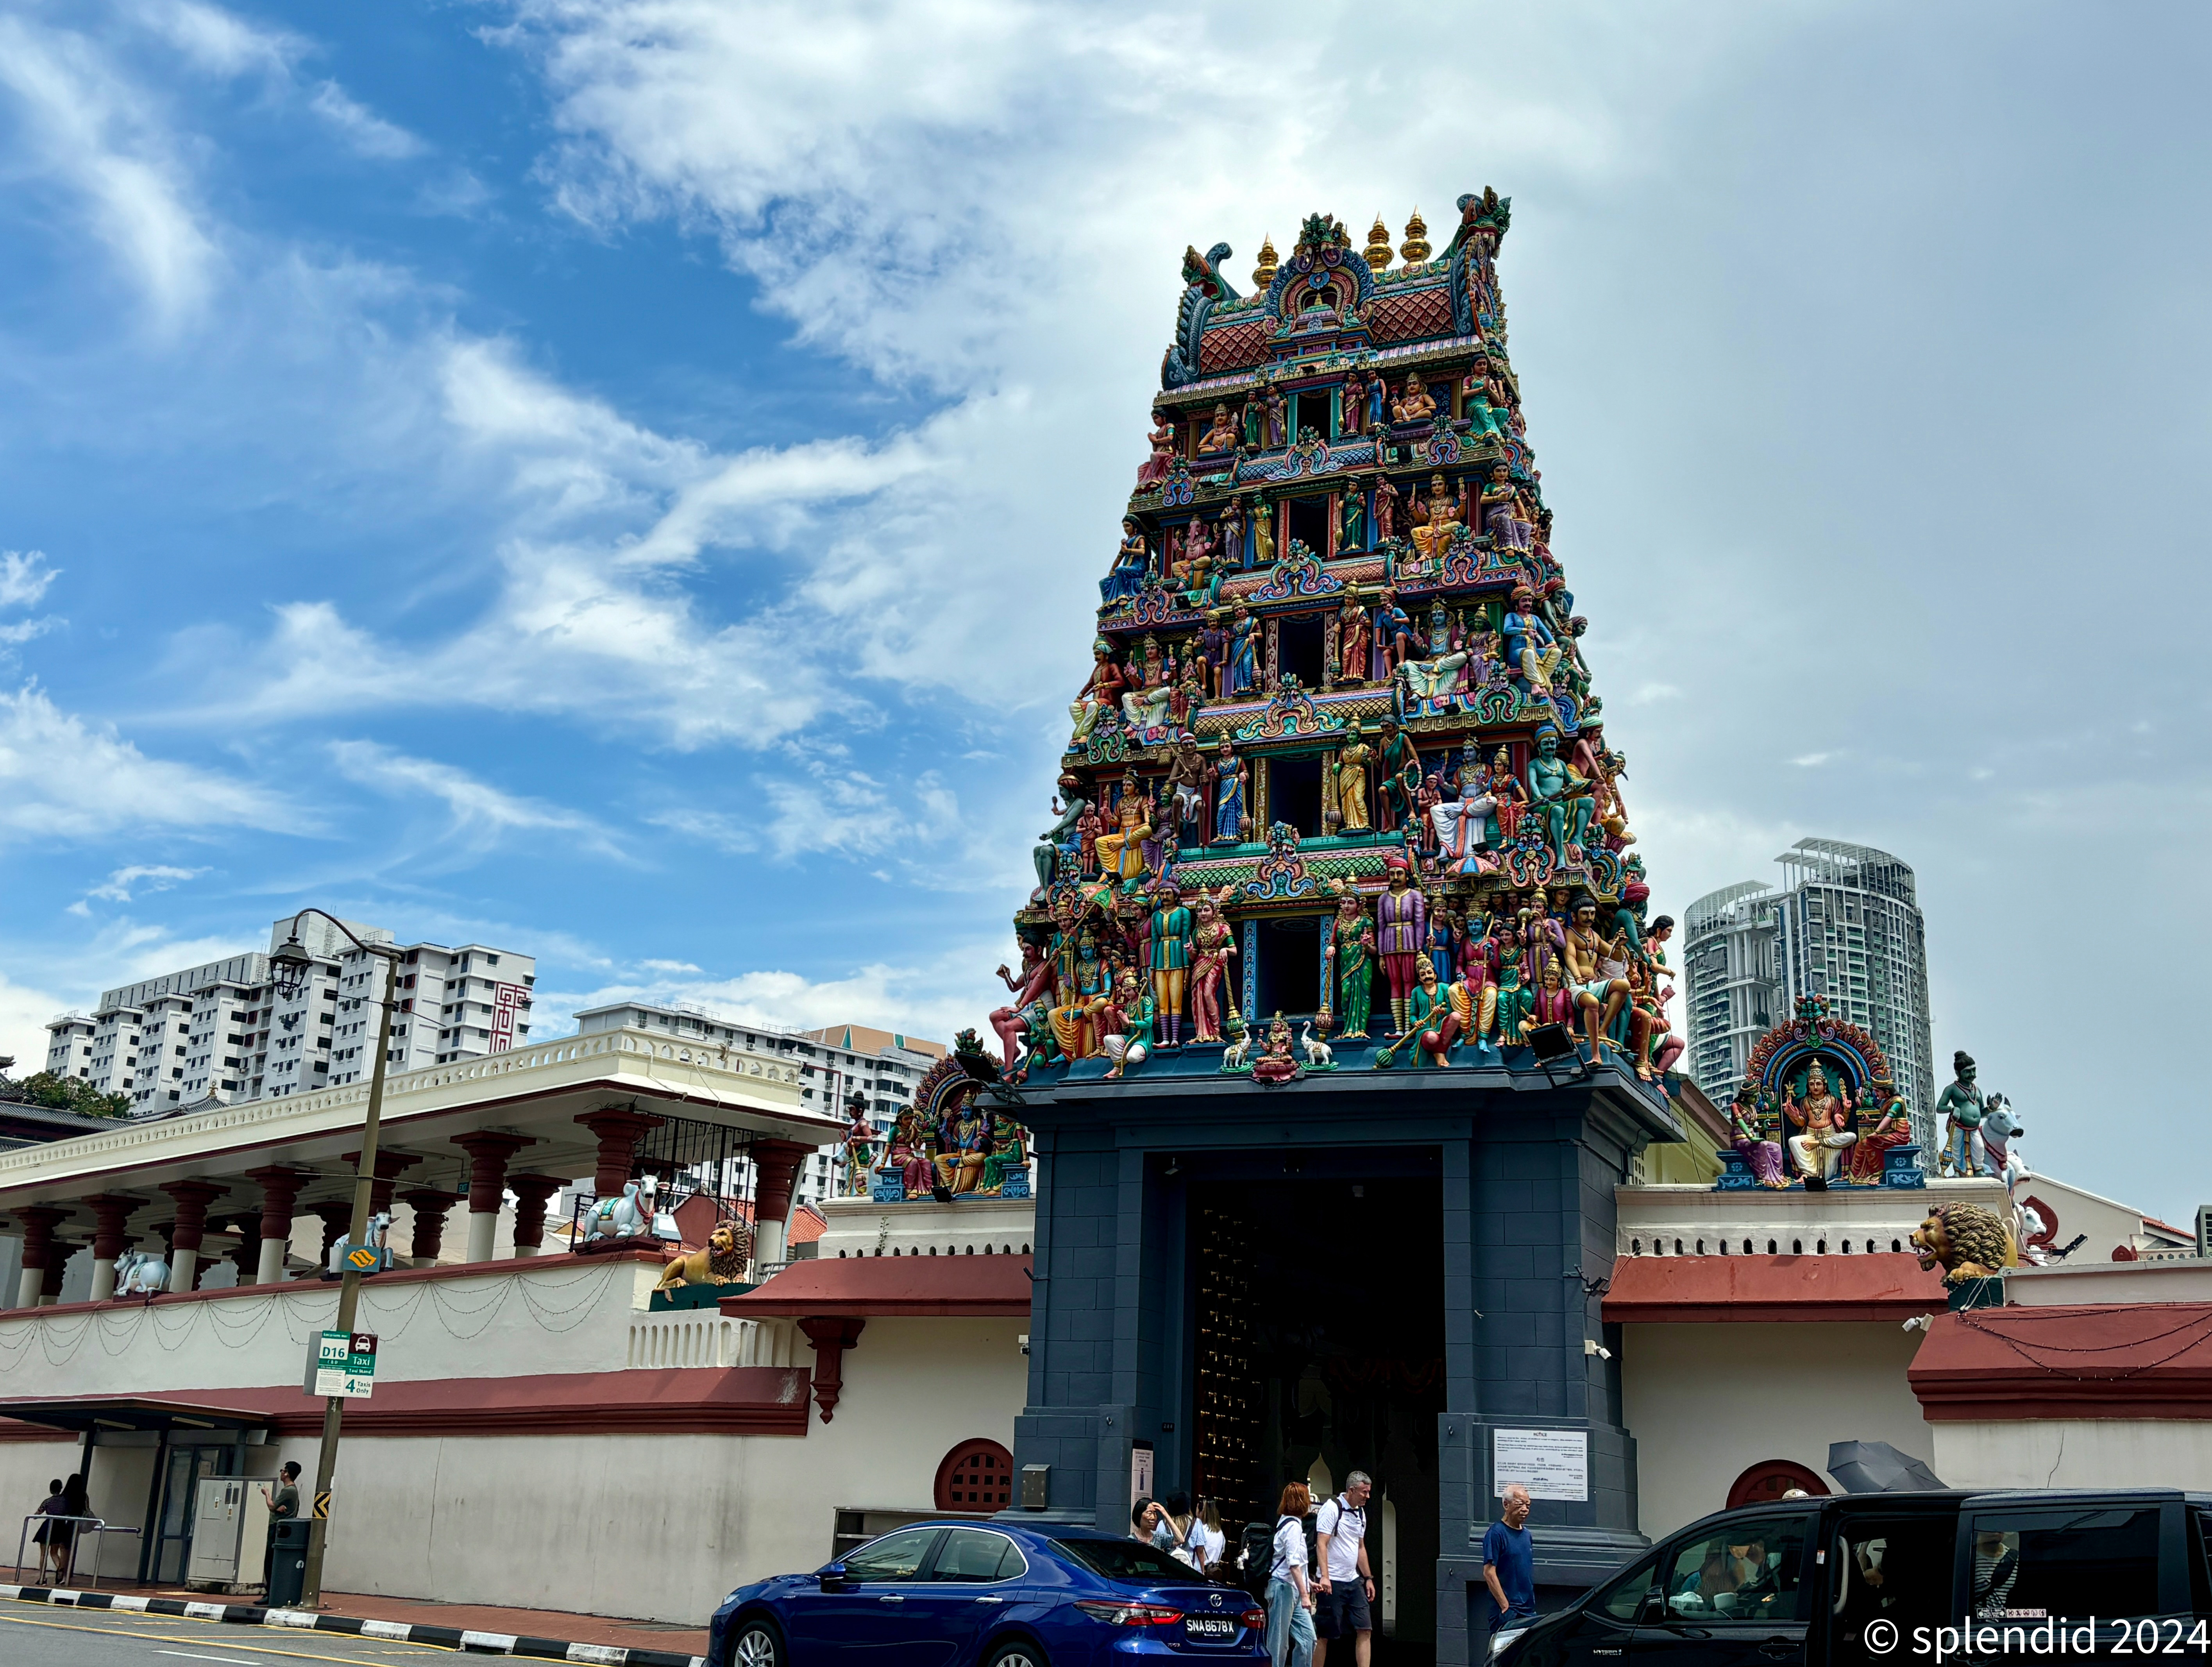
[
  {"xmin": 1831, "ymin": 1515, "xmax": 1958, "ymax": 1666},
  {"xmin": 1660, "ymin": 1516, "xmax": 1808, "ymax": 1623},
  {"xmin": 1967, "ymin": 1507, "xmax": 2161, "ymax": 1622},
  {"xmin": 1592, "ymin": 1551, "xmax": 1658, "ymax": 1621}
]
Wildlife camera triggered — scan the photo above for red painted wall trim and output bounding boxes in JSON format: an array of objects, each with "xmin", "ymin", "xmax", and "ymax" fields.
[
  {"xmin": 1602, "ymin": 1253, "xmax": 1947, "ymax": 1324},
  {"xmin": 0, "ymin": 1366, "xmax": 812, "ymax": 1442}
]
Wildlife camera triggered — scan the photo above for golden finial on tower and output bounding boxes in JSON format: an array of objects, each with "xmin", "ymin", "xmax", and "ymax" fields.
[
  {"xmin": 1252, "ymin": 234, "xmax": 1279, "ymax": 290},
  {"xmin": 1400, "ymin": 208, "xmax": 1431, "ymax": 267},
  {"xmin": 1364, "ymin": 214, "xmax": 1393, "ymax": 272}
]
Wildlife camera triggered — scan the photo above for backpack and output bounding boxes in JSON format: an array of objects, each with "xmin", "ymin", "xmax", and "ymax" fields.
[{"xmin": 1236, "ymin": 1520, "xmax": 1278, "ymax": 1599}]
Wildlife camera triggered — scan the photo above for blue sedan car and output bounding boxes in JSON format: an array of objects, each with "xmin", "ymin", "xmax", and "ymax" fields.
[{"xmin": 707, "ymin": 1520, "xmax": 1269, "ymax": 1667}]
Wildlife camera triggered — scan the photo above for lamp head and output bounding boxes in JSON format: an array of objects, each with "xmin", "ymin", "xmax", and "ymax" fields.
[{"xmin": 268, "ymin": 931, "xmax": 316, "ymax": 996}]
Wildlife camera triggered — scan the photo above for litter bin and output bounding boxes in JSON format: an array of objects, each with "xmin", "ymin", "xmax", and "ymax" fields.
[{"xmin": 266, "ymin": 1518, "xmax": 311, "ymax": 1607}]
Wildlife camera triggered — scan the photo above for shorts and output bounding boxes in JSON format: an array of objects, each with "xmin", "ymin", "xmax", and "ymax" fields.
[{"xmin": 1316, "ymin": 1578, "xmax": 1372, "ymax": 1638}]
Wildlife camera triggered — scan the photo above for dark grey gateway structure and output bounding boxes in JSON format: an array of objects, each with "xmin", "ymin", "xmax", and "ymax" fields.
[{"xmin": 992, "ymin": 194, "xmax": 1685, "ymax": 1666}]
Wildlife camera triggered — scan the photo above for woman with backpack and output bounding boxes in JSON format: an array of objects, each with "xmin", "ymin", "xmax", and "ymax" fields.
[{"xmin": 1264, "ymin": 1481, "xmax": 1316, "ymax": 1667}]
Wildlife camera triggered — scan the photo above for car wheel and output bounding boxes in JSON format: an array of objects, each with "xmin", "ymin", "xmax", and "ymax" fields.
[
  {"xmin": 984, "ymin": 1640, "xmax": 1047, "ymax": 1667},
  {"xmin": 730, "ymin": 1620, "xmax": 783, "ymax": 1667}
]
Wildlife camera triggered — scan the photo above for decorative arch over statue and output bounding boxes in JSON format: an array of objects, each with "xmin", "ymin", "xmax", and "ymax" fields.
[
  {"xmin": 1725, "ymin": 1459, "xmax": 1830, "ymax": 1510},
  {"xmin": 935, "ymin": 1438, "xmax": 1016, "ymax": 1511}
]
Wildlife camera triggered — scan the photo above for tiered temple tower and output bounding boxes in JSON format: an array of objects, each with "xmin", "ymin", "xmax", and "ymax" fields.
[{"xmin": 988, "ymin": 193, "xmax": 1684, "ymax": 1667}]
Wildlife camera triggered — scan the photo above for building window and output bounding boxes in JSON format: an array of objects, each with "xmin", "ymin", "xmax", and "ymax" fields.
[{"xmin": 934, "ymin": 1439, "xmax": 1015, "ymax": 1511}]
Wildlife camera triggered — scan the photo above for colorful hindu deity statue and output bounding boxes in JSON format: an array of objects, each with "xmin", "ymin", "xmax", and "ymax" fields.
[
  {"xmin": 1147, "ymin": 874, "xmax": 1195, "ymax": 1047},
  {"xmin": 1785, "ymin": 1062, "xmax": 1859, "ymax": 1188},
  {"xmin": 1375, "ymin": 853, "xmax": 1429, "ymax": 1035},
  {"xmin": 1727, "ymin": 1086, "xmax": 1788, "ymax": 1189},
  {"xmin": 1376, "ymin": 715, "xmax": 1421, "ymax": 832},
  {"xmin": 1845, "ymin": 1075, "xmax": 1912, "ymax": 1184},
  {"xmin": 1189, "ymin": 883, "xmax": 1239, "ymax": 1043},
  {"xmin": 1525, "ymin": 726, "xmax": 1595, "ymax": 867},
  {"xmin": 1935, "ymin": 1050, "xmax": 1987, "ymax": 1177},
  {"xmin": 1095, "ymin": 769, "xmax": 1154, "ymax": 884},
  {"xmin": 1101, "ymin": 968, "xmax": 1157, "ymax": 1080},
  {"xmin": 1211, "ymin": 737, "xmax": 1247, "ymax": 844},
  {"xmin": 1226, "ymin": 603, "xmax": 1260, "ymax": 696},
  {"xmin": 1408, "ymin": 954, "xmax": 1456, "ymax": 1066},
  {"xmin": 1330, "ymin": 718, "xmax": 1373, "ymax": 831},
  {"xmin": 1336, "ymin": 590, "xmax": 1371, "ymax": 684},
  {"xmin": 1196, "ymin": 403, "xmax": 1239, "ymax": 456},
  {"xmin": 1323, "ymin": 879, "xmax": 1376, "ymax": 1039},
  {"xmin": 1338, "ymin": 483, "xmax": 1365, "ymax": 552},
  {"xmin": 1408, "ymin": 474, "xmax": 1462, "ymax": 567},
  {"xmin": 982, "ymin": 1116, "xmax": 1030, "ymax": 1193},
  {"xmin": 1560, "ymin": 898, "xmax": 1631, "ymax": 1065},
  {"xmin": 1165, "ymin": 734, "xmax": 1211, "ymax": 850},
  {"xmin": 1250, "ymin": 1013, "xmax": 1301, "ymax": 1085},
  {"xmin": 1391, "ymin": 376, "xmax": 1438, "ymax": 426},
  {"xmin": 1070, "ymin": 637, "xmax": 1127, "ymax": 741}
]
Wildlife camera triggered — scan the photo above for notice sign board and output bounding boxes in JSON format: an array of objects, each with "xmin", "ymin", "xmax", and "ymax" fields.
[
  {"xmin": 306, "ymin": 1331, "xmax": 378, "ymax": 1399},
  {"xmin": 1130, "ymin": 1440, "xmax": 1155, "ymax": 1512},
  {"xmin": 1493, "ymin": 1427, "xmax": 1588, "ymax": 1502}
]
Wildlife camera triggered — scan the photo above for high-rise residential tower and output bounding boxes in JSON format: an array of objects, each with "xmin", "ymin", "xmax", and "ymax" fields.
[{"xmin": 1684, "ymin": 837, "xmax": 1935, "ymax": 1148}]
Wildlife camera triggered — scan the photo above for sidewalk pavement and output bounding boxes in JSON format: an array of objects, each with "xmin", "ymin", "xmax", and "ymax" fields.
[{"xmin": 0, "ymin": 1577, "xmax": 711, "ymax": 1665}]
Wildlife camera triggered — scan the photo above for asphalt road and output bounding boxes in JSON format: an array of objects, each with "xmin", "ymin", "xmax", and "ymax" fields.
[{"xmin": 0, "ymin": 1605, "xmax": 463, "ymax": 1667}]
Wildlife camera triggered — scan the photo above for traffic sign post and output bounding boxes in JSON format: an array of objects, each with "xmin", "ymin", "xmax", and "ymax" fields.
[{"xmin": 306, "ymin": 1331, "xmax": 377, "ymax": 1399}]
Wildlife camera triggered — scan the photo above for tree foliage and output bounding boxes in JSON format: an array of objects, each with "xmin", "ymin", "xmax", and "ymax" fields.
[{"xmin": 0, "ymin": 1069, "xmax": 133, "ymax": 1119}]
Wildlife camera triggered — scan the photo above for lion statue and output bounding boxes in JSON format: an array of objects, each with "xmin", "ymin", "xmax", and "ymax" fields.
[
  {"xmin": 1910, "ymin": 1201, "xmax": 2017, "ymax": 1285},
  {"xmin": 654, "ymin": 1219, "xmax": 753, "ymax": 1292}
]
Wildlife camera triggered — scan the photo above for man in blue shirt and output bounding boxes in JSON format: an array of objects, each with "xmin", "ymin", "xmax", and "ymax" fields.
[{"xmin": 1481, "ymin": 1484, "xmax": 1536, "ymax": 1643}]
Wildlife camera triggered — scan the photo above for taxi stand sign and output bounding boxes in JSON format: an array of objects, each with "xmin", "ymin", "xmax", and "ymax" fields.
[{"xmin": 303, "ymin": 1330, "xmax": 378, "ymax": 1399}]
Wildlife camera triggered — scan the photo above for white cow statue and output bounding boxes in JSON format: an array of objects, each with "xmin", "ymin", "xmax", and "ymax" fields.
[
  {"xmin": 578, "ymin": 1177, "xmax": 680, "ymax": 1243},
  {"xmin": 114, "ymin": 1248, "xmax": 168, "ymax": 1295}
]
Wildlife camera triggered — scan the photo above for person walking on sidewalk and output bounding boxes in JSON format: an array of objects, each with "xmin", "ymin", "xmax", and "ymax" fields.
[
  {"xmin": 1265, "ymin": 1482, "xmax": 1316, "ymax": 1667},
  {"xmin": 1481, "ymin": 1485, "xmax": 1537, "ymax": 1644},
  {"xmin": 1313, "ymin": 1472, "xmax": 1375, "ymax": 1667}
]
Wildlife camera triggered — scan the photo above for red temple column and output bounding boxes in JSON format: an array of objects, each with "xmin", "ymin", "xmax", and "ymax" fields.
[
  {"xmin": 798, "ymin": 1316, "xmax": 866, "ymax": 1422},
  {"xmin": 160, "ymin": 1180, "xmax": 227, "ymax": 1292},
  {"xmin": 307, "ymin": 1199, "xmax": 353, "ymax": 1267},
  {"xmin": 507, "ymin": 1173, "xmax": 563, "ymax": 1257},
  {"xmin": 11, "ymin": 1205, "xmax": 70, "ymax": 1309},
  {"xmin": 575, "ymin": 1109, "xmax": 664, "ymax": 1200},
  {"xmin": 454, "ymin": 1132, "xmax": 535, "ymax": 1264},
  {"xmin": 750, "ymin": 1138, "xmax": 814, "ymax": 1270},
  {"xmin": 84, "ymin": 1193, "xmax": 143, "ymax": 1302},
  {"xmin": 245, "ymin": 1166, "xmax": 316, "ymax": 1286},
  {"xmin": 39, "ymin": 1241, "xmax": 78, "ymax": 1305},
  {"xmin": 400, "ymin": 1188, "xmax": 459, "ymax": 1265},
  {"xmin": 342, "ymin": 1149, "xmax": 420, "ymax": 1218}
]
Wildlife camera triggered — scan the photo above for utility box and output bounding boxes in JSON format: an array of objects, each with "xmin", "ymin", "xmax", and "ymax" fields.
[
  {"xmin": 185, "ymin": 1477, "xmax": 249, "ymax": 1587},
  {"xmin": 266, "ymin": 1518, "xmax": 311, "ymax": 1607}
]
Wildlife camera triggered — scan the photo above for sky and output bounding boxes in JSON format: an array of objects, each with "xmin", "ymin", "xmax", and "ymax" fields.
[{"xmin": 0, "ymin": 1, "xmax": 2205, "ymax": 1224}]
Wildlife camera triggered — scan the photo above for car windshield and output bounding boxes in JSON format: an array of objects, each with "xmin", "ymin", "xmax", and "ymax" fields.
[{"xmin": 1043, "ymin": 1536, "xmax": 1211, "ymax": 1585}]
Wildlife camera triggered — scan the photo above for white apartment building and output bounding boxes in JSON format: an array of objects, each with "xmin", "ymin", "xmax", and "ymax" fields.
[
  {"xmin": 45, "ymin": 918, "xmax": 535, "ymax": 1115},
  {"xmin": 570, "ymin": 1003, "xmax": 943, "ymax": 1208},
  {"xmin": 330, "ymin": 940, "xmax": 537, "ymax": 1086}
]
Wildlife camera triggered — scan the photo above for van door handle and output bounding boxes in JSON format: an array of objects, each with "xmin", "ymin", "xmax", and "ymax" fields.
[
  {"xmin": 1758, "ymin": 1644, "xmax": 1798, "ymax": 1659},
  {"xmin": 877, "ymin": 1595, "xmax": 904, "ymax": 1603},
  {"xmin": 975, "ymin": 1596, "xmax": 1005, "ymax": 1604}
]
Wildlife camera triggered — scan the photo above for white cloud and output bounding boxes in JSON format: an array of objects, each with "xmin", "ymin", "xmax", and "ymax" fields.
[
  {"xmin": 81, "ymin": 862, "xmax": 206, "ymax": 905},
  {"xmin": 0, "ymin": 683, "xmax": 291, "ymax": 845},
  {"xmin": 0, "ymin": 551, "xmax": 59, "ymax": 609},
  {"xmin": 308, "ymin": 80, "xmax": 426, "ymax": 159},
  {"xmin": 329, "ymin": 740, "xmax": 623, "ymax": 857},
  {"xmin": 0, "ymin": 964, "xmax": 69, "ymax": 1078},
  {"xmin": 0, "ymin": 13, "xmax": 221, "ymax": 326}
]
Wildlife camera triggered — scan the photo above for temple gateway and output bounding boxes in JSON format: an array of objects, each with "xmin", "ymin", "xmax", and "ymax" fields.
[{"xmin": 989, "ymin": 191, "xmax": 1679, "ymax": 1667}]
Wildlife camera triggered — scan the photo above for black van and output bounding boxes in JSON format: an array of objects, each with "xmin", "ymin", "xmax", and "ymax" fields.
[{"xmin": 1492, "ymin": 1488, "xmax": 2212, "ymax": 1664}]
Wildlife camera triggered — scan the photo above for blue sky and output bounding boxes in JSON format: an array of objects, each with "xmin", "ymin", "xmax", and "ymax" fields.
[{"xmin": 1, "ymin": 2, "xmax": 2206, "ymax": 1223}]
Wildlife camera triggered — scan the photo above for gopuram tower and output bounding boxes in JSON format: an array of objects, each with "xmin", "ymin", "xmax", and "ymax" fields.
[{"xmin": 991, "ymin": 194, "xmax": 1683, "ymax": 1666}]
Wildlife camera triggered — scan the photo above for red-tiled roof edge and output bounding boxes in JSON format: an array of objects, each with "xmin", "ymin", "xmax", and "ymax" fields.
[
  {"xmin": 1909, "ymin": 1302, "xmax": 2212, "ymax": 1421},
  {"xmin": 1601, "ymin": 1252, "xmax": 1948, "ymax": 1324},
  {"xmin": 787, "ymin": 1204, "xmax": 829, "ymax": 1245},
  {"xmin": 0, "ymin": 1366, "xmax": 812, "ymax": 1443},
  {"xmin": 723, "ymin": 1254, "xmax": 1032, "ymax": 1318}
]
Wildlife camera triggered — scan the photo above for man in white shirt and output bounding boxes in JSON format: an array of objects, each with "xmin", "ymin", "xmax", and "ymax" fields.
[{"xmin": 1313, "ymin": 1472, "xmax": 1375, "ymax": 1667}]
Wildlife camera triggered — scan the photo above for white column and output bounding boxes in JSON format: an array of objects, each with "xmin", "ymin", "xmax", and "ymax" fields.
[
  {"xmin": 13, "ymin": 1267, "xmax": 40, "ymax": 1310},
  {"xmin": 465, "ymin": 1209, "xmax": 498, "ymax": 1265},
  {"xmin": 255, "ymin": 1238, "xmax": 287, "ymax": 1285},
  {"xmin": 171, "ymin": 1247, "xmax": 199, "ymax": 1292},
  {"xmin": 753, "ymin": 1217, "xmax": 787, "ymax": 1270},
  {"xmin": 89, "ymin": 1258, "xmax": 118, "ymax": 1303}
]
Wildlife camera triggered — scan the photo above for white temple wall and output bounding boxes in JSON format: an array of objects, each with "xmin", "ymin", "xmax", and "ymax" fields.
[
  {"xmin": 1620, "ymin": 1320, "xmax": 1929, "ymax": 1540},
  {"xmin": 1931, "ymin": 1418, "xmax": 2212, "ymax": 1494}
]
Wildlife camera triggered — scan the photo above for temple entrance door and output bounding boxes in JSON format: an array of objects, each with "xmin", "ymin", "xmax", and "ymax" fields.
[{"xmin": 1188, "ymin": 1172, "xmax": 1445, "ymax": 1665}]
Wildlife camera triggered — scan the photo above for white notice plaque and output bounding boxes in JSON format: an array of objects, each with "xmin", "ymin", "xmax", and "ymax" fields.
[{"xmin": 1493, "ymin": 1427, "xmax": 1588, "ymax": 1502}]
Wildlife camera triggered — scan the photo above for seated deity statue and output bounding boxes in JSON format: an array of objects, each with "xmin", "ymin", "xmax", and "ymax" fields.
[
  {"xmin": 1391, "ymin": 377, "xmax": 1437, "ymax": 424},
  {"xmin": 1196, "ymin": 403, "xmax": 1240, "ymax": 456}
]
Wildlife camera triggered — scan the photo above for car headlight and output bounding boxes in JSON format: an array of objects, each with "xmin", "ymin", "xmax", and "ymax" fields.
[{"xmin": 1488, "ymin": 1627, "xmax": 1527, "ymax": 1658}]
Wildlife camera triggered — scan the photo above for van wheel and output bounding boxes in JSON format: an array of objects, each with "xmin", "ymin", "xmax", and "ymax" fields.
[
  {"xmin": 730, "ymin": 1620, "xmax": 783, "ymax": 1667},
  {"xmin": 984, "ymin": 1640, "xmax": 1047, "ymax": 1667}
]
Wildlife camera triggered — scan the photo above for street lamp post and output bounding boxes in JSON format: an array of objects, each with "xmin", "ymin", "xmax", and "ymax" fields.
[{"xmin": 269, "ymin": 910, "xmax": 402, "ymax": 1611}]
